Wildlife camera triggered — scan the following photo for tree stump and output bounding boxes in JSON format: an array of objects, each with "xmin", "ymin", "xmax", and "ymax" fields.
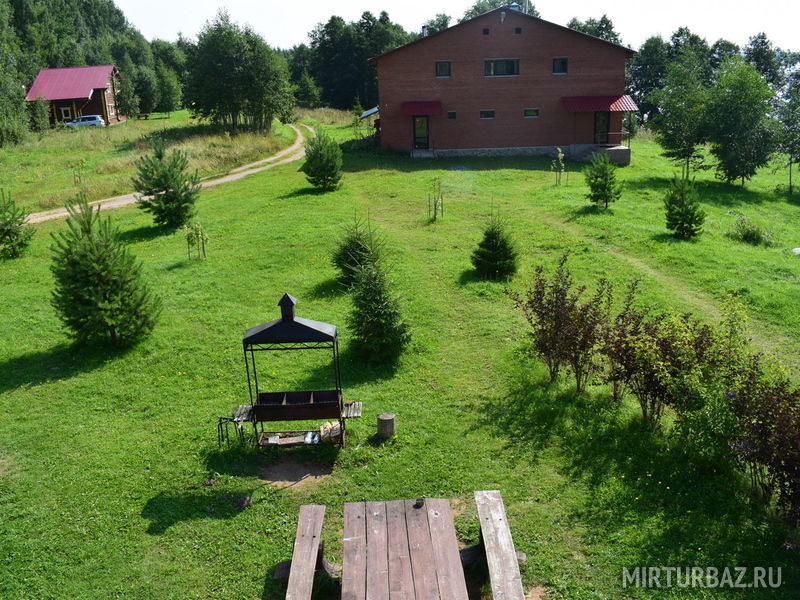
[{"xmin": 377, "ymin": 412, "xmax": 396, "ymax": 439}]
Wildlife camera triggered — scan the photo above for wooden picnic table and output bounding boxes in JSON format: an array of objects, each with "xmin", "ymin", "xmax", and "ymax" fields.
[{"xmin": 342, "ymin": 498, "xmax": 469, "ymax": 600}]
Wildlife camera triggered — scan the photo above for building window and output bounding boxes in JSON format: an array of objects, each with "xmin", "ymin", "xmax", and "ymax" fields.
[
  {"xmin": 447, "ymin": 111, "xmax": 457, "ymax": 120},
  {"xmin": 515, "ymin": 27, "xmax": 522, "ymax": 34},
  {"xmin": 552, "ymin": 57, "xmax": 568, "ymax": 74},
  {"xmin": 479, "ymin": 110, "xmax": 495, "ymax": 119},
  {"xmin": 523, "ymin": 108, "xmax": 540, "ymax": 118},
  {"xmin": 484, "ymin": 59, "xmax": 519, "ymax": 77},
  {"xmin": 435, "ymin": 61, "xmax": 451, "ymax": 77},
  {"xmin": 60, "ymin": 106, "xmax": 72, "ymax": 120},
  {"xmin": 482, "ymin": 28, "xmax": 490, "ymax": 35}
]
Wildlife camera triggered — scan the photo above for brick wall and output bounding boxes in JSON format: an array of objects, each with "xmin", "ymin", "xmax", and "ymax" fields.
[{"xmin": 374, "ymin": 10, "xmax": 630, "ymax": 152}]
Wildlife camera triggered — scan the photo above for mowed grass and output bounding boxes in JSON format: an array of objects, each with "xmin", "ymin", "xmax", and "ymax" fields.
[
  {"xmin": 0, "ymin": 110, "xmax": 294, "ymax": 212},
  {"xmin": 1, "ymin": 119, "xmax": 799, "ymax": 600}
]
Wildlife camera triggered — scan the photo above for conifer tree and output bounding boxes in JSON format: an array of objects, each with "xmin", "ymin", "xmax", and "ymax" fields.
[
  {"xmin": 347, "ymin": 263, "xmax": 410, "ymax": 363},
  {"xmin": 663, "ymin": 177, "xmax": 705, "ymax": 239},
  {"xmin": 584, "ymin": 153, "xmax": 623, "ymax": 210},
  {"xmin": 50, "ymin": 197, "xmax": 161, "ymax": 346},
  {"xmin": 133, "ymin": 138, "xmax": 201, "ymax": 228},
  {"xmin": 0, "ymin": 189, "xmax": 34, "ymax": 258},
  {"xmin": 300, "ymin": 131, "xmax": 343, "ymax": 191},
  {"xmin": 471, "ymin": 215, "xmax": 518, "ymax": 280}
]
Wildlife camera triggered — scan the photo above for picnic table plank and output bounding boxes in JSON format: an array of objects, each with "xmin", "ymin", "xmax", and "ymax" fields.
[
  {"xmin": 426, "ymin": 498, "xmax": 469, "ymax": 600},
  {"xmin": 405, "ymin": 499, "xmax": 441, "ymax": 600},
  {"xmin": 474, "ymin": 491, "xmax": 524, "ymax": 600},
  {"xmin": 342, "ymin": 502, "xmax": 367, "ymax": 600},
  {"xmin": 285, "ymin": 504, "xmax": 326, "ymax": 600},
  {"xmin": 386, "ymin": 500, "xmax": 415, "ymax": 600},
  {"xmin": 366, "ymin": 501, "xmax": 390, "ymax": 600}
]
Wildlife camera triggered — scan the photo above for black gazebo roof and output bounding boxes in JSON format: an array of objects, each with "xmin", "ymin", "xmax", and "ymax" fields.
[{"xmin": 242, "ymin": 294, "xmax": 337, "ymax": 347}]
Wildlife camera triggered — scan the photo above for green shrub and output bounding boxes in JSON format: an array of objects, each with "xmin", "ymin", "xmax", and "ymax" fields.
[
  {"xmin": 470, "ymin": 215, "xmax": 518, "ymax": 280},
  {"xmin": 50, "ymin": 196, "xmax": 161, "ymax": 346},
  {"xmin": 331, "ymin": 216, "xmax": 383, "ymax": 286},
  {"xmin": 663, "ymin": 176, "xmax": 705, "ymax": 239},
  {"xmin": 727, "ymin": 211, "xmax": 773, "ymax": 246},
  {"xmin": 27, "ymin": 96, "xmax": 50, "ymax": 132},
  {"xmin": 0, "ymin": 189, "xmax": 34, "ymax": 259},
  {"xmin": 583, "ymin": 152, "xmax": 622, "ymax": 210},
  {"xmin": 132, "ymin": 138, "xmax": 201, "ymax": 229},
  {"xmin": 347, "ymin": 263, "xmax": 410, "ymax": 363},
  {"xmin": 300, "ymin": 131, "xmax": 343, "ymax": 191}
]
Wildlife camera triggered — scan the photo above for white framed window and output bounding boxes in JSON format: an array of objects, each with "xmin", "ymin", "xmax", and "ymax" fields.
[{"xmin": 60, "ymin": 106, "xmax": 72, "ymax": 120}]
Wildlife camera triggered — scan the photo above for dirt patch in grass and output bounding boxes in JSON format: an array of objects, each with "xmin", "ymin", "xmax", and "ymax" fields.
[
  {"xmin": 526, "ymin": 586, "xmax": 547, "ymax": 599},
  {"xmin": 260, "ymin": 455, "xmax": 332, "ymax": 490}
]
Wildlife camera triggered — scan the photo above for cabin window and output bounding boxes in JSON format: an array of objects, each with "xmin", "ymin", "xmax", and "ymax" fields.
[
  {"xmin": 479, "ymin": 110, "xmax": 495, "ymax": 119},
  {"xmin": 435, "ymin": 61, "xmax": 451, "ymax": 77},
  {"xmin": 523, "ymin": 108, "xmax": 540, "ymax": 118},
  {"xmin": 447, "ymin": 111, "xmax": 457, "ymax": 120},
  {"xmin": 484, "ymin": 59, "xmax": 519, "ymax": 77},
  {"xmin": 552, "ymin": 57, "xmax": 568, "ymax": 74},
  {"xmin": 482, "ymin": 28, "xmax": 490, "ymax": 35},
  {"xmin": 60, "ymin": 107, "xmax": 72, "ymax": 120},
  {"xmin": 515, "ymin": 27, "xmax": 522, "ymax": 34}
]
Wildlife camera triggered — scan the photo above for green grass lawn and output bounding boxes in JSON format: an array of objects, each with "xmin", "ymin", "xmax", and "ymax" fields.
[
  {"xmin": 0, "ymin": 110, "xmax": 294, "ymax": 212},
  {"xmin": 1, "ymin": 118, "xmax": 798, "ymax": 599}
]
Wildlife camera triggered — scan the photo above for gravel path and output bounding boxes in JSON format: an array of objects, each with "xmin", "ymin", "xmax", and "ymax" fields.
[{"xmin": 28, "ymin": 123, "xmax": 314, "ymax": 224}]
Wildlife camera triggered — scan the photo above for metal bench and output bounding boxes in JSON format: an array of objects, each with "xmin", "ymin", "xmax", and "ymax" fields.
[{"xmin": 474, "ymin": 490, "xmax": 525, "ymax": 600}]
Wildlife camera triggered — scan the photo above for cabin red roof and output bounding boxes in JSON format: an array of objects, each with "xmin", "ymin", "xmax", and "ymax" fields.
[
  {"xmin": 26, "ymin": 65, "xmax": 115, "ymax": 101},
  {"xmin": 562, "ymin": 95, "xmax": 638, "ymax": 112}
]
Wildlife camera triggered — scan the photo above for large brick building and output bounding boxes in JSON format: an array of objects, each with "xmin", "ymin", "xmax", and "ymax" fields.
[
  {"xmin": 26, "ymin": 65, "xmax": 122, "ymax": 126},
  {"xmin": 369, "ymin": 7, "xmax": 637, "ymax": 162}
]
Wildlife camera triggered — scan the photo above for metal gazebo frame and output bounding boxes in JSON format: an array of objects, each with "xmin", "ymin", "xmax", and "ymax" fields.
[{"xmin": 240, "ymin": 293, "xmax": 347, "ymax": 447}]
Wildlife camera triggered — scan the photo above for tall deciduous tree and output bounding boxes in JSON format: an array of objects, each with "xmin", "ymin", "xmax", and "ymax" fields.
[
  {"xmin": 648, "ymin": 50, "xmax": 709, "ymax": 177},
  {"xmin": 706, "ymin": 57, "xmax": 777, "ymax": 186},
  {"xmin": 461, "ymin": 0, "xmax": 539, "ymax": 21},
  {"xmin": 155, "ymin": 65, "xmax": 181, "ymax": 114},
  {"xmin": 567, "ymin": 14, "xmax": 622, "ymax": 44},
  {"xmin": 626, "ymin": 36, "xmax": 669, "ymax": 122},
  {"xmin": 778, "ymin": 75, "xmax": 800, "ymax": 194},
  {"xmin": 744, "ymin": 32, "xmax": 783, "ymax": 88},
  {"xmin": 116, "ymin": 73, "xmax": 140, "ymax": 118},
  {"xmin": 134, "ymin": 65, "xmax": 159, "ymax": 114},
  {"xmin": 185, "ymin": 11, "xmax": 293, "ymax": 131},
  {"xmin": 422, "ymin": 13, "xmax": 450, "ymax": 34},
  {"xmin": 0, "ymin": 0, "xmax": 26, "ymax": 146}
]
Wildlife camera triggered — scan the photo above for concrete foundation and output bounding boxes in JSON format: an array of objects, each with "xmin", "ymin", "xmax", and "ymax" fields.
[{"xmin": 413, "ymin": 143, "xmax": 631, "ymax": 166}]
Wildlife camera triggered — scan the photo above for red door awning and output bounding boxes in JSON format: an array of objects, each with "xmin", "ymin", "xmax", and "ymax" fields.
[
  {"xmin": 401, "ymin": 101, "xmax": 443, "ymax": 116},
  {"xmin": 562, "ymin": 95, "xmax": 638, "ymax": 112}
]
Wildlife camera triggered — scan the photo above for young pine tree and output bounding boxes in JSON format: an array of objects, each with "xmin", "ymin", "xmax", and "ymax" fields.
[
  {"xmin": 583, "ymin": 152, "xmax": 623, "ymax": 210},
  {"xmin": 347, "ymin": 263, "xmax": 410, "ymax": 364},
  {"xmin": 663, "ymin": 176, "xmax": 705, "ymax": 239},
  {"xmin": 0, "ymin": 189, "xmax": 34, "ymax": 259},
  {"xmin": 300, "ymin": 131, "xmax": 343, "ymax": 191},
  {"xmin": 471, "ymin": 215, "xmax": 518, "ymax": 280},
  {"xmin": 133, "ymin": 137, "xmax": 201, "ymax": 228},
  {"xmin": 50, "ymin": 197, "xmax": 161, "ymax": 346},
  {"xmin": 331, "ymin": 216, "xmax": 384, "ymax": 286}
]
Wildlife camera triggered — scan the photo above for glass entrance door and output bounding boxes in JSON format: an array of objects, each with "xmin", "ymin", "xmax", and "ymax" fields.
[
  {"xmin": 594, "ymin": 111, "xmax": 610, "ymax": 144},
  {"xmin": 413, "ymin": 116, "xmax": 429, "ymax": 149}
]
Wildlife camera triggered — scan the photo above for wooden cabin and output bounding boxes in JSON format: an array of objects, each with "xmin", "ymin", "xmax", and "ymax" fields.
[{"xmin": 25, "ymin": 65, "xmax": 123, "ymax": 125}]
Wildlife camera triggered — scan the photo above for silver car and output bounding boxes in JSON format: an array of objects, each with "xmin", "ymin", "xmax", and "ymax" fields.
[{"xmin": 65, "ymin": 115, "xmax": 105, "ymax": 128}]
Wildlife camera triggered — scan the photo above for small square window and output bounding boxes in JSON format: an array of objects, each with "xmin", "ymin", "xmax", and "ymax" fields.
[
  {"xmin": 523, "ymin": 108, "xmax": 540, "ymax": 118},
  {"xmin": 447, "ymin": 111, "xmax": 456, "ymax": 120},
  {"xmin": 553, "ymin": 57, "xmax": 568, "ymax": 74},
  {"xmin": 479, "ymin": 110, "xmax": 495, "ymax": 119},
  {"xmin": 482, "ymin": 28, "xmax": 490, "ymax": 35},
  {"xmin": 435, "ymin": 61, "xmax": 451, "ymax": 77},
  {"xmin": 515, "ymin": 27, "xmax": 522, "ymax": 34}
]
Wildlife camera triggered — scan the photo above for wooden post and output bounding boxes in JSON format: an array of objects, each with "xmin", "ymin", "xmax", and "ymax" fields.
[{"xmin": 377, "ymin": 412, "xmax": 395, "ymax": 439}]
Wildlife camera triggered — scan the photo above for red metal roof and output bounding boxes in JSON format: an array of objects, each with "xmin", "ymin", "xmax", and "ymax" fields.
[
  {"xmin": 26, "ymin": 65, "xmax": 115, "ymax": 101},
  {"xmin": 562, "ymin": 95, "xmax": 638, "ymax": 112},
  {"xmin": 401, "ymin": 101, "xmax": 443, "ymax": 116}
]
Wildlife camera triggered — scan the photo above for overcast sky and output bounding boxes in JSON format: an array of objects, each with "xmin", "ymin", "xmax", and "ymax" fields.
[{"xmin": 113, "ymin": 0, "xmax": 799, "ymax": 51}]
